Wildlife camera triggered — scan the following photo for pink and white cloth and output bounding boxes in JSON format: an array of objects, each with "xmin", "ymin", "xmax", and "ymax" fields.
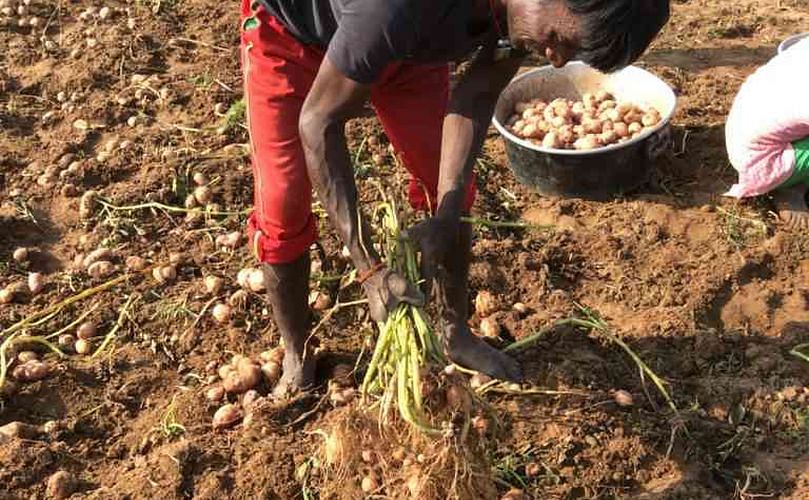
[{"xmin": 725, "ymin": 37, "xmax": 809, "ymax": 198}]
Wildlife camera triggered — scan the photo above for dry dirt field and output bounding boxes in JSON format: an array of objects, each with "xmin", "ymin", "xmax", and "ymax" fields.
[{"xmin": 2, "ymin": 0, "xmax": 809, "ymax": 498}]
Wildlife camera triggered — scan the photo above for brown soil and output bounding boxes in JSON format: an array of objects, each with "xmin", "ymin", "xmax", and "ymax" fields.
[{"xmin": 2, "ymin": 0, "xmax": 809, "ymax": 498}]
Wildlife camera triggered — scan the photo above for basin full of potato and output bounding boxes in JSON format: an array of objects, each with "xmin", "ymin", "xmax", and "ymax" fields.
[{"xmin": 505, "ymin": 90, "xmax": 662, "ymax": 151}]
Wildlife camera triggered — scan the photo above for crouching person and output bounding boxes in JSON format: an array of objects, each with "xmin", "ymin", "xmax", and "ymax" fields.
[{"xmin": 725, "ymin": 37, "xmax": 809, "ymax": 228}]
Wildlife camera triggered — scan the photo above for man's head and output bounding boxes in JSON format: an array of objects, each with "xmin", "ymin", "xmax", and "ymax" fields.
[{"xmin": 505, "ymin": 0, "xmax": 670, "ymax": 72}]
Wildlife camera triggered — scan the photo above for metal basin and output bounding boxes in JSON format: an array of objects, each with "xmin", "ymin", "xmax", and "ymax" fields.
[
  {"xmin": 492, "ymin": 62, "xmax": 677, "ymax": 199},
  {"xmin": 778, "ymin": 32, "xmax": 809, "ymax": 54}
]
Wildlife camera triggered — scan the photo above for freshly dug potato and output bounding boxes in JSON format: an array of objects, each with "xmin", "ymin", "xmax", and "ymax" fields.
[{"xmin": 506, "ymin": 91, "xmax": 662, "ymax": 150}]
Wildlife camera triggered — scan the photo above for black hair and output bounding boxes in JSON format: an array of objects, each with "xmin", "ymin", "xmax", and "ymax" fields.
[{"xmin": 566, "ymin": 0, "xmax": 670, "ymax": 72}]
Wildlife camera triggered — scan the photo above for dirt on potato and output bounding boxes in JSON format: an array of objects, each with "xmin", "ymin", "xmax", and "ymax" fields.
[{"xmin": 2, "ymin": 0, "xmax": 809, "ymax": 498}]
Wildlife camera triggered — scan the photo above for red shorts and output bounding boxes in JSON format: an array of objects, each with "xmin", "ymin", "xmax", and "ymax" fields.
[{"xmin": 240, "ymin": 0, "xmax": 476, "ymax": 264}]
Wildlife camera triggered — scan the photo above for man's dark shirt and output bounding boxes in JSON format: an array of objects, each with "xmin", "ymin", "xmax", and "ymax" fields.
[{"xmin": 259, "ymin": 0, "xmax": 497, "ymax": 83}]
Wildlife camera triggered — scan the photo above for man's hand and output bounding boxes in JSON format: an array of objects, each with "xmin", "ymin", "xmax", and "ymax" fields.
[
  {"xmin": 406, "ymin": 216, "xmax": 460, "ymax": 291},
  {"xmin": 361, "ymin": 268, "xmax": 424, "ymax": 323}
]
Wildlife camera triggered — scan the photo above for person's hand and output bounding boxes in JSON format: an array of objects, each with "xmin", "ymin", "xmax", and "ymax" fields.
[
  {"xmin": 361, "ymin": 267, "xmax": 424, "ymax": 323},
  {"xmin": 406, "ymin": 216, "xmax": 459, "ymax": 291}
]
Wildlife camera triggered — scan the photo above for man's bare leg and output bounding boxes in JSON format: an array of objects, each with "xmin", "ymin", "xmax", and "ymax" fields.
[
  {"xmin": 437, "ymin": 222, "xmax": 522, "ymax": 382},
  {"xmin": 263, "ymin": 253, "xmax": 317, "ymax": 397}
]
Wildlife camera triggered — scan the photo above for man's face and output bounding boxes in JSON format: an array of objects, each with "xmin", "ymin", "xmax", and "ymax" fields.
[{"xmin": 506, "ymin": 0, "xmax": 582, "ymax": 67}]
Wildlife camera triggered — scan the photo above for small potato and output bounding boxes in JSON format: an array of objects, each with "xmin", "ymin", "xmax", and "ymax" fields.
[
  {"xmin": 598, "ymin": 100, "xmax": 617, "ymax": 113},
  {"xmin": 216, "ymin": 231, "xmax": 242, "ymax": 249},
  {"xmin": 46, "ymin": 470, "xmax": 77, "ymax": 500},
  {"xmin": 152, "ymin": 265, "xmax": 177, "ymax": 284},
  {"xmin": 641, "ymin": 112, "xmax": 661, "ymax": 127},
  {"xmin": 574, "ymin": 135, "xmax": 600, "ymax": 151},
  {"xmin": 521, "ymin": 123, "xmax": 538, "ymax": 139},
  {"xmin": 12, "ymin": 247, "xmax": 29, "ymax": 263},
  {"xmin": 550, "ymin": 116, "xmax": 567, "ymax": 128},
  {"xmin": 572, "ymin": 125, "xmax": 584, "ymax": 137},
  {"xmin": 571, "ymin": 101, "xmax": 585, "ymax": 117},
  {"xmin": 628, "ymin": 122, "xmax": 642, "ymax": 135},
  {"xmin": 542, "ymin": 132, "xmax": 561, "ymax": 149},
  {"xmin": 479, "ymin": 316, "xmax": 500, "ymax": 338},
  {"xmin": 76, "ymin": 321, "xmax": 96, "ymax": 340},
  {"xmin": 557, "ymin": 125, "xmax": 575, "ymax": 145},
  {"xmin": 206, "ymin": 385, "xmax": 225, "ymax": 402},
  {"xmin": 581, "ymin": 93, "xmax": 597, "ymax": 109},
  {"xmin": 58, "ymin": 334, "xmax": 76, "ymax": 350},
  {"xmin": 542, "ymin": 105, "xmax": 556, "ymax": 122},
  {"xmin": 87, "ymin": 261, "xmax": 114, "ymax": 279},
  {"xmin": 247, "ymin": 268, "xmax": 266, "ymax": 292},
  {"xmin": 17, "ymin": 351, "xmax": 38, "ymax": 363},
  {"xmin": 600, "ymin": 130, "xmax": 618, "ymax": 145},
  {"xmin": 27, "ymin": 272, "xmax": 45, "ymax": 295},
  {"xmin": 212, "ymin": 403, "xmax": 241, "ymax": 429},
  {"xmin": 125, "ymin": 255, "xmax": 147, "ymax": 271},
  {"xmin": 83, "ymin": 248, "xmax": 113, "ymax": 268},
  {"xmin": 615, "ymin": 102, "xmax": 634, "ymax": 116},
  {"xmin": 193, "ymin": 186, "xmax": 213, "ymax": 205},
  {"xmin": 236, "ymin": 268, "xmax": 252, "ymax": 289},
  {"xmin": 601, "ymin": 120, "xmax": 614, "ymax": 132},
  {"xmin": 261, "ymin": 361, "xmax": 281, "ymax": 384},
  {"xmin": 212, "ymin": 303, "xmax": 232, "ymax": 323},
  {"xmin": 184, "ymin": 194, "xmax": 197, "ymax": 209},
  {"xmin": 75, "ymin": 339, "xmax": 92, "ymax": 355},
  {"xmin": 613, "ymin": 122, "xmax": 629, "ymax": 138},
  {"xmin": 204, "ymin": 275, "xmax": 225, "ymax": 295},
  {"xmin": 623, "ymin": 110, "xmax": 642, "ymax": 125},
  {"xmin": 521, "ymin": 108, "xmax": 538, "ymax": 120},
  {"xmin": 474, "ymin": 290, "xmax": 499, "ymax": 317},
  {"xmin": 192, "ymin": 171, "xmax": 209, "ymax": 186},
  {"xmin": 582, "ymin": 119, "xmax": 602, "ymax": 135}
]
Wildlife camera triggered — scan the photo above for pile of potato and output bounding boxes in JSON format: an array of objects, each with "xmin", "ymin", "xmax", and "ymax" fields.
[{"xmin": 505, "ymin": 90, "xmax": 662, "ymax": 151}]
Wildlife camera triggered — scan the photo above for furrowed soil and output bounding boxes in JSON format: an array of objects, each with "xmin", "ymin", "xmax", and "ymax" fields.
[{"xmin": 2, "ymin": 0, "xmax": 809, "ymax": 498}]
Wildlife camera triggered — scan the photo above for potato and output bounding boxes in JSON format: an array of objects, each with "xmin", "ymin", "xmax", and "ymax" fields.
[
  {"xmin": 261, "ymin": 361, "xmax": 282, "ymax": 384},
  {"xmin": 597, "ymin": 100, "xmax": 616, "ymax": 113},
  {"xmin": 152, "ymin": 265, "xmax": 176, "ymax": 284},
  {"xmin": 542, "ymin": 132, "xmax": 561, "ymax": 149},
  {"xmin": 75, "ymin": 339, "xmax": 92, "ymax": 355},
  {"xmin": 212, "ymin": 403, "xmax": 241, "ymax": 429},
  {"xmin": 17, "ymin": 351, "xmax": 38, "ymax": 363},
  {"xmin": 520, "ymin": 123, "xmax": 538, "ymax": 139},
  {"xmin": 125, "ymin": 255, "xmax": 147, "ymax": 271},
  {"xmin": 87, "ymin": 260, "xmax": 114, "ymax": 279},
  {"xmin": 27, "ymin": 272, "xmax": 44, "ymax": 295},
  {"xmin": 623, "ymin": 110, "xmax": 642, "ymax": 125},
  {"xmin": 46, "ymin": 470, "xmax": 77, "ymax": 499},
  {"xmin": 212, "ymin": 303, "xmax": 232, "ymax": 323},
  {"xmin": 193, "ymin": 186, "xmax": 213, "ymax": 205},
  {"xmin": 521, "ymin": 108, "xmax": 538, "ymax": 120},
  {"xmin": 571, "ymin": 101, "xmax": 585, "ymax": 117},
  {"xmin": 12, "ymin": 247, "xmax": 29, "ymax": 263},
  {"xmin": 474, "ymin": 290, "xmax": 498, "ymax": 317},
  {"xmin": 582, "ymin": 118, "xmax": 602, "ymax": 135},
  {"xmin": 76, "ymin": 321, "xmax": 96, "ymax": 340},
  {"xmin": 83, "ymin": 248, "xmax": 113, "ymax": 268},
  {"xmin": 204, "ymin": 275, "xmax": 225, "ymax": 295},
  {"xmin": 628, "ymin": 122, "xmax": 642, "ymax": 135},
  {"xmin": 550, "ymin": 116, "xmax": 567, "ymax": 129},
  {"xmin": 641, "ymin": 112, "xmax": 661, "ymax": 127},
  {"xmin": 613, "ymin": 122, "xmax": 629, "ymax": 138},
  {"xmin": 557, "ymin": 125, "xmax": 575, "ymax": 145},
  {"xmin": 479, "ymin": 316, "xmax": 500, "ymax": 338},
  {"xmin": 600, "ymin": 130, "xmax": 618, "ymax": 145},
  {"xmin": 574, "ymin": 135, "xmax": 600, "ymax": 151}
]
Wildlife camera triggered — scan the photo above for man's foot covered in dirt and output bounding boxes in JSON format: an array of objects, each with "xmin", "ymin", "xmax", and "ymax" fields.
[
  {"xmin": 774, "ymin": 184, "xmax": 809, "ymax": 229},
  {"xmin": 444, "ymin": 323, "xmax": 523, "ymax": 382},
  {"xmin": 272, "ymin": 348, "xmax": 317, "ymax": 398}
]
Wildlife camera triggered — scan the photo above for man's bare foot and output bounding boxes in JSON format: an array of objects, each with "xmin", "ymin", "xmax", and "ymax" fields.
[
  {"xmin": 272, "ymin": 349, "xmax": 317, "ymax": 398},
  {"xmin": 774, "ymin": 184, "xmax": 809, "ymax": 229},
  {"xmin": 444, "ymin": 324, "xmax": 523, "ymax": 382}
]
